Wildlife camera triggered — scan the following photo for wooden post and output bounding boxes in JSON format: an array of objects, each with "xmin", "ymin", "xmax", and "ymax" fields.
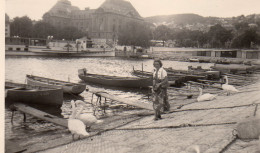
[{"xmin": 142, "ymin": 63, "xmax": 143, "ymax": 72}]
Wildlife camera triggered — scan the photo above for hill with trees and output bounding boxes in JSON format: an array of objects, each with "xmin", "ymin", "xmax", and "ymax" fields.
[{"xmin": 145, "ymin": 13, "xmax": 260, "ymax": 49}]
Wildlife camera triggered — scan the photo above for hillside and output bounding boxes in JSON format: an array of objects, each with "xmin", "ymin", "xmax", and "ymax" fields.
[
  {"xmin": 144, "ymin": 13, "xmax": 260, "ymax": 31},
  {"xmin": 145, "ymin": 13, "xmax": 206, "ymax": 25}
]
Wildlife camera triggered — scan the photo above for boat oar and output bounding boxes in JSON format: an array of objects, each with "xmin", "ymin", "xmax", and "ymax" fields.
[
  {"xmin": 187, "ymin": 81, "xmax": 223, "ymax": 89},
  {"xmin": 11, "ymin": 110, "xmax": 14, "ymax": 124},
  {"xmin": 23, "ymin": 113, "xmax": 26, "ymax": 122}
]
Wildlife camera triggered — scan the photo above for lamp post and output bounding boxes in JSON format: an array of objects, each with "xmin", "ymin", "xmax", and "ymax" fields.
[
  {"xmin": 47, "ymin": 36, "xmax": 53, "ymax": 48},
  {"xmin": 76, "ymin": 39, "xmax": 79, "ymax": 52},
  {"xmin": 13, "ymin": 36, "xmax": 19, "ymax": 45}
]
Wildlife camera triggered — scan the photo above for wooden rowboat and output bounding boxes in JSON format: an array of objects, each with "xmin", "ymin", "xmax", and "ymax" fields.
[
  {"xmin": 78, "ymin": 68, "xmax": 152, "ymax": 88},
  {"xmin": 26, "ymin": 75, "xmax": 86, "ymax": 95},
  {"xmin": 5, "ymin": 81, "xmax": 63, "ymax": 107}
]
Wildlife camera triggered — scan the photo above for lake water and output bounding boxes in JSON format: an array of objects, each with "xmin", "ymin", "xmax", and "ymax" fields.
[{"xmin": 5, "ymin": 56, "xmax": 214, "ymax": 150}]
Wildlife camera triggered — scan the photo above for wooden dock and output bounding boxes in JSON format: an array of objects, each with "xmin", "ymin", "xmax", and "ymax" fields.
[
  {"xmin": 13, "ymin": 103, "xmax": 68, "ymax": 127},
  {"xmin": 38, "ymin": 79, "xmax": 260, "ymax": 153}
]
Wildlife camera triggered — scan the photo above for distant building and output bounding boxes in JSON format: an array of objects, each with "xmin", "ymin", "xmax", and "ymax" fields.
[
  {"xmin": 5, "ymin": 14, "xmax": 10, "ymax": 37},
  {"xmin": 43, "ymin": 0, "xmax": 144, "ymax": 45},
  {"xmin": 248, "ymin": 23, "xmax": 258, "ymax": 28}
]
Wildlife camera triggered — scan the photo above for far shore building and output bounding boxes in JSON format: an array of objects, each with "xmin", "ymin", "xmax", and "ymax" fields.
[
  {"xmin": 5, "ymin": 14, "xmax": 10, "ymax": 37},
  {"xmin": 42, "ymin": 0, "xmax": 144, "ymax": 47}
]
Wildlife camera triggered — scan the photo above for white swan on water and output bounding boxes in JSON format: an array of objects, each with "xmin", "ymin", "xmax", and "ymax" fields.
[
  {"xmin": 75, "ymin": 100, "xmax": 103, "ymax": 130},
  {"xmin": 68, "ymin": 100, "xmax": 89, "ymax": 140},
  {"xmin": 222, "ymin": 75, "xmax": 239, "ymax": 95},
  {"xmin": 197, "ymin": 87, "xmax": 217, "ymax": 102}
]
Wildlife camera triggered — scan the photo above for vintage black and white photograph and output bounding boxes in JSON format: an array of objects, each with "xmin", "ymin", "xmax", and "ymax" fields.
[{"xmin": 4, "ymin": 0, "xmax": 260, "ymax": 152}]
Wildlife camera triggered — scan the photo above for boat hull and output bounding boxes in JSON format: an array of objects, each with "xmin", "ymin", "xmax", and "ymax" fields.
[
  {"xmin": 131, "ymin": 70, "xmax": 182, "ymax": 81},
  {"xmin": 5, "ymin": 82, "xmax": 63, "ymax": 107},
  {"xmin": 26, "ymin": 75, "xmax": 86, "ymax": 95},
  {"xmin": 78, "ymin": 70, "xmax": 152, "ymax": 88},
  {"xmin": 5, "ymin": 49, "xmax": 115, "ymax": 57}
]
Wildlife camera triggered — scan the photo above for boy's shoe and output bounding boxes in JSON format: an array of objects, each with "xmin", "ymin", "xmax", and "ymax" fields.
[
  {"xmin": 154, "ymin": 117, "xmax": 159, "ymax": 121},
  {"xmin": 158, "ymin": 114, "xmax": 162, "ymax": 119}
]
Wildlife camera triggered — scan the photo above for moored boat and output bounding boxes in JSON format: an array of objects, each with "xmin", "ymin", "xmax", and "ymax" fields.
[
  {"xmin": 26, "ymin": 75, "xmax": 86, "ymax": 95},
  {"xmin": 210, "ymin": 64, "xmax": 256, "ymax": 74},
  {"xmin": 165, "ymin": 67, "xmax": 220, "ymax": 80},
  {"xmin": 5, "ymin": 81, "xmax": 63, "ymax": 107},
  {"xmin": 132, "ymin": 67, "xmax": 216, "ymax": 81},
  {"xmin": 5, "ymin": 49, "xmax": 116, "ymax": 57},
  {"xmin": 78, "ymin": 68, "xmax": 152, "ymax": 88},
  {"xmin": 131, "ymin": 69, "xmax": 208, "ymax": 87},
  {"xmin": 188, "ymin": 58, "xmax": 199, "ymax": 62},
  {"xmin": 131, "ymin": 69, "xmax": 183, "ymax": 81}
]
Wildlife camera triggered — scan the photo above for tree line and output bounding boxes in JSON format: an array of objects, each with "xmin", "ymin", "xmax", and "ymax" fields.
[
  {"xmin": 152, "ymin": 23, "xmax": 260, "ymax": 49},
  {"xmin": 9, "ymin": 15, "xmax": 260, "ymax": 49},
  {"xmin": 9, "ymin": 16, "xmax": 86, "ymax": 40}
]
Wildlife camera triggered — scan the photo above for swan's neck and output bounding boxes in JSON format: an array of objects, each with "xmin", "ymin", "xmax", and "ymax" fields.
[
  {"xmin": 75, "ymin": 105, "xmax": 85, "ymax": 118},
  {"xmin": 199, "ymin": 89, "xmax": 202, "ymax": 96},
  {"xmin": 225, "ymin": 77, "xmax": 229, "ymax": 85},
  {"xmin": 70, "ymin": 102, "xmax": 76, "ymax": 119}
]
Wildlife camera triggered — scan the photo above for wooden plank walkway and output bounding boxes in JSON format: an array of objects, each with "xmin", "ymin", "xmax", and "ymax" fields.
[
  {"xmin": 89, "ymin": 90, "xmax": 154, "ymax": 111},
  {"xmin": 13, "ymin": 103, "xmax": 68, "ymax": 127}
]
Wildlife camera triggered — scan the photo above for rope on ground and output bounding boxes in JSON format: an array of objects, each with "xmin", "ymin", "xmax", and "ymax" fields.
[
  {"xmin": 219, "ymin": 130, "xmax": 238, "ymax": 153},
  {"xmin": 173, "ymin": 102, "xmax": 260, "ymax": 113},
  {"xmin": 176, "ymin": 101, "xmax": 197, "ymax": 109},
  {"xmin": 137, "ymin": 102, "xmax": 260, "ymax": 118},
  {"xmin": 113, "ymin": 122, "xmax": 237, "ymax": 131},
  {"xmin": 253, "ymin": 104, "xmax": 258, "ymax": 116}
]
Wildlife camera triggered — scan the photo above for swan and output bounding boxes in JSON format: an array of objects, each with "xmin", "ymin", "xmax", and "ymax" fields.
[
  {"xmin": 75, "ymin": 100, "xmax": 103, "ymax": 130},
  {"xmin": 222, "ymin": 75, "xmax": 239, "ymax": 95},
  {"xmin": 68, "ymin": 100, "xmax": 89, "ymax": 140},
  {"xmin": 187, "ymin": 145, "xmax": 200, "ymax": 153},
  {"xmin": 197, "ymin": 87, "xmax": 217, "ymax": 102}
]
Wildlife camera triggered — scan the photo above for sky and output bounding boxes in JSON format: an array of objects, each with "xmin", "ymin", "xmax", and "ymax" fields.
[{"xmin": 4, "ymin": 0, "xmax": 260, "ymax": 20}]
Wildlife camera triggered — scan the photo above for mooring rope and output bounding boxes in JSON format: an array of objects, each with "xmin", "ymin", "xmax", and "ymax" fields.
[
  {"xmin": 253, "ymin": 104, "xmax": 259, "ymax": 116},
  {"xmin": 173, "ymin": 102, "xmax": 260, "ymax": 113}
]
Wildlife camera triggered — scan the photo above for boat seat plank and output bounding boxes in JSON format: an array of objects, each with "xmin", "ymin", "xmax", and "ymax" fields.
[
  {"xmin": 198, "ymin": 79, "xmax": 224, "ymax": 84},
  {"xmin": 89, "ymin": 90, "xmax": 153, "ymax": 111},
  {"xmin": 13, "ymin": 103, "xmax": 68, "ymax": 127}
]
